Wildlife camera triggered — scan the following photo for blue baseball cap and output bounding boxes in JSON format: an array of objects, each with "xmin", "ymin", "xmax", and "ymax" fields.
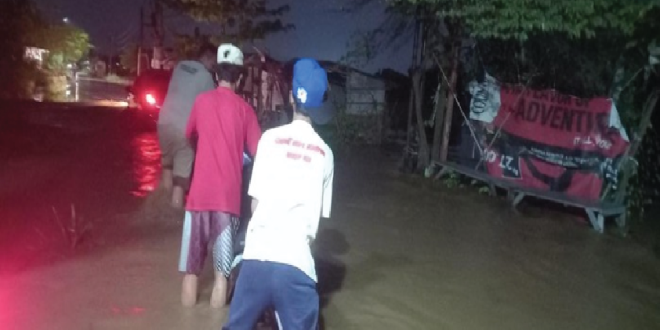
[{"xmin": 292, "ymin": 58, "xmax": 334, "ymax": 125}]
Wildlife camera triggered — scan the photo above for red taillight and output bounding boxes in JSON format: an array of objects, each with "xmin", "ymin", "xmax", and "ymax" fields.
[{"xmin": 145, "ymin": 93, "xmax": 156, "ymax": 105}]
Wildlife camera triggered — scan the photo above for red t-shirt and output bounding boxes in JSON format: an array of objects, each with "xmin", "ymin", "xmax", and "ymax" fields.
[{"xmin": 185, "ymin": 86, "xmax": 262, "ymax": 214}]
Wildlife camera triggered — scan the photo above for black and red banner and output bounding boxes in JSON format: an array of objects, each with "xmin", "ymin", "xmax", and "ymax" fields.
[{"xmin": 468, "ymin": 79, "xmax": 630, "ymax": 202}]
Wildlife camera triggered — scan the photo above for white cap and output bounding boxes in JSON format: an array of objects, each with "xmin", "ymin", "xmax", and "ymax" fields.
[{"xmin": 217, "ymin": 43, "xmax": 243, "ymax": 66}]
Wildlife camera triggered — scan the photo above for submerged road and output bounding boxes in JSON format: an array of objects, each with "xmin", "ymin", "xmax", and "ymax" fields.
[{"xmin": 71, "ymin": 76, "xmax": 130, "ymax": 104}]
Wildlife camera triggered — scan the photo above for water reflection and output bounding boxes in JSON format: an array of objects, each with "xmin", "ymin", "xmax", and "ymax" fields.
[{"xmin": 131, "ymin": 132, "xmax": 161, "ymax": 197}]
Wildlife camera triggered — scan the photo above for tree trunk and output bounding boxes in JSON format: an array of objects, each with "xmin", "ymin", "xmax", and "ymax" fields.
[
  {"xmin": 431, "ymin": 80, "xmax": 447, "ymax": 162},
  {"xmin": 615, "ymin": 90, "xmax": 659, "ymax": 204},
  {"xmin": 412, "ymin": 69, "xmax": 430, "ymax": 169},
  {"xmin": 404, "ymin": 84, "xmax": 414, "ymax": 151},
  {"xmin": 439, "ymin": 43, "xmax": 460, "ymax": 162}
]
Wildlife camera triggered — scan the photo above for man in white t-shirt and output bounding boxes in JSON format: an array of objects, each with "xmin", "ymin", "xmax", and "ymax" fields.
[
  {"xmin": 157, "ymin": 43, "xmax": 217, "ymax": 208},
  {"xmin": 223, "ymin": 58, "xmax": 335, "ymax": 330}
]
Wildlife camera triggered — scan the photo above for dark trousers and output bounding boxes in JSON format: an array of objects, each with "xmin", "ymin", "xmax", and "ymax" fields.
[{"xmin": 223, "ymin": 260, "xmax": 319, "ymax": 330}]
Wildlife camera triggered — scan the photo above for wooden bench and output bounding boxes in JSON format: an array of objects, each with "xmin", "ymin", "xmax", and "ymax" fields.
[
  {"xmin": 505, "ymin": 186, "xmax": 626, "ymax": 233},
  {"xmin": 432, "ymin": 161, "xmax": 626, "ymax": 234}
]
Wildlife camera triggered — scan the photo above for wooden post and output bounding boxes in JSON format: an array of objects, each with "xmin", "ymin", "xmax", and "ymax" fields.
[
  {"xmin": 413, "ymin": 68, "xmax": 430, "ymax": 169},
  {"xmin": 431, "ymin": 79, "xmax": 447, "ymax": 162},
  {"xmin": 405, "ymin": 84, "xmax": 414, "ymax": 151},
  {"xmin": 439, "ymin": 42, "xmax": 460, "ymax": 162},
  {"xmin": 258, "ymin": 56, "xmax": 264, "ymax": 112},
  {"xmin": 405, "ymin": 8, "xmax": 422, "ymax": 161},
  {"xmin": 413, "ymin": 17, "xmax": 431, "ymax": 169}
]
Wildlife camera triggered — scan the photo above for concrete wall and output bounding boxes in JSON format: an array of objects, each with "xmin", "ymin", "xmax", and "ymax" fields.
[
  {"xmin": 325, "ymin": 71, "xmax": 387, "ymax": 144},
  {"xmin": 346, "ymin": 71, "xmax": 386, "ymax": 116}
]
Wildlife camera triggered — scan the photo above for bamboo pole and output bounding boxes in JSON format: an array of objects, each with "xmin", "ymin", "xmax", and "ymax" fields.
[
  {"xmin": 614, "ymin": 90, "xmax": 659, "ymax": 204},
  {"xmin": 439, "ymin": 43, "xmax": 459, "ymax": 162}
]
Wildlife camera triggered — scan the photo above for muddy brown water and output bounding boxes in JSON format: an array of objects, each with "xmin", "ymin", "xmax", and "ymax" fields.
[{"xmin": 1, "ymin": 105, "xmax": 659, "ymax": 330}]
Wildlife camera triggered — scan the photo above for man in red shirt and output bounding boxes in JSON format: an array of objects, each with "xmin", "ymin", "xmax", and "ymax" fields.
[{"xmin": 179, "ymin": 44, "xmax": 262, "ymax": 308}]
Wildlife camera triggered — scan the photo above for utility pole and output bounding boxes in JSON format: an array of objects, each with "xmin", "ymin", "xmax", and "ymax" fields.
[
  {"xmin": 136, "ymin": 0, "xmax": 165, "ymax": 73},
  {"xmin": 158, "ymin": 0, "xmax": 165, "ymax": 46},
  {"xmin": 405, "ymin": 6, "xmax": 422, "ymax": 160},
  {"xmin": 137, "ymin": 6, "xmax": 144, "ymax": 75},
  {"xmin": 150, "ymin": 0, "xmax": 165, "ymax": 69},
  {"xmin": 108, "ymin": 35, "xmax": 114, "ymax": 76}
]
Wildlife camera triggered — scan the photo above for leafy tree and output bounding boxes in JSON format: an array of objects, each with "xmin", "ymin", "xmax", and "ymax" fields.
[
  {"xmin": 341, "ymin": 30, "xmax": 382, "ymax": 68},
  {"xmin": 390, "ymin": 0, "xmax": 656, "ymax": 40},
  {"xmin": 160, "ymin": 0, "xmax": 294, "ymax": 44},
  {"xmin": 603, "ymin": 9, "xmax": 660, "ymax": 222},
  {"xmin": 172, "ymin": 28, "xmax": 213, "ymax": 60},
  {"xmin": 0, "ymin": 0, "xmax": 45, "ymax": 98},
  {"xmin": 0, "ymin": 0, "xmax": 91, "ymax": 100},
  {"xmin": 37, "ymin": 23, "xmax": 91, "ymax": 74}
]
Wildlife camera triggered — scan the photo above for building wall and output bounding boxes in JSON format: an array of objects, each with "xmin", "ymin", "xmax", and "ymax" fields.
[
  {"xmin": 346, "ymin": 71, "xmax": 386, "ymax": 116},
  {"xmin": 327, "ymin": 82, "xmax": 347, "ymax": 109},
  {"xmin": 24, "ymin": 47, "xmax": 48, "ymax": 68},
  {"xmin": 324, "ymin": 71, "xmax": 387, "ymax": 144}
]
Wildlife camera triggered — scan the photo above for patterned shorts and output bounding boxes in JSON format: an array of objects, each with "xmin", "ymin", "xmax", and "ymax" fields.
[{"xmin": 178, "ymin": 211, "xmax": 240, "ymax": 276}]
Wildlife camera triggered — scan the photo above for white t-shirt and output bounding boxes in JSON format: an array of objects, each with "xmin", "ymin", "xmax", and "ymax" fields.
[
  {"xmin": 243, "ymin": 120, "xmax": 334, "ymax": 282},
  {"xmin": 158, "ymin": 60, "xmax": 215, "ymax": 133}
]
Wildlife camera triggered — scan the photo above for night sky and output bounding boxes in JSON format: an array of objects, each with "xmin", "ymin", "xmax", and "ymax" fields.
[{"xmin": 33, "ymin": 0, "xmax": 413, "ymax": 74}]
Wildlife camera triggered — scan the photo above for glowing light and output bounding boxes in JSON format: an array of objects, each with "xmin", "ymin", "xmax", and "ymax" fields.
[{"xmin": 145, "ymin": 93, "xmax": 156, "ymax": 105}]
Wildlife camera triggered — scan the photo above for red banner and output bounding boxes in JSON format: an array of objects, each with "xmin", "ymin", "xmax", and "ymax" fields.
[{"xmin": 482, "ymin": 86, "xmax": 629, "ymax": 202}]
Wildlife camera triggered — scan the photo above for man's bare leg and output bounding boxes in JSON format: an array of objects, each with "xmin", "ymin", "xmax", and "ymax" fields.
[
  {"xmin": 181, "ymin": 274, "xmax": 198, "ymax": 307},
  {"xmin": 161, "ymin": 168, "xmax": 173, "ymax": 191},
  {"xmin": 210, "ymin": 271, "xmax": 228, "ymax": 308},
  {"xmin": 172, "ymin": 185, "xmax": 185, "ymax": 209}
]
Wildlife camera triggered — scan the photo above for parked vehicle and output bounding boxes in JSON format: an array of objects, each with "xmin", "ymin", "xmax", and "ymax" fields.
[{"xmin": 126, "ymin": 69, "xmax": 172, "ymax": 111}]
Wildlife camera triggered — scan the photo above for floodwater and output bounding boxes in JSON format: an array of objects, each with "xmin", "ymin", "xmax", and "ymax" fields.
[
  {"xmin": 1, "ymin": 104, "xmax": 659, "ymax": 330},
  {"xmin": 69, "ymin": 76, "xmax": 129, "ymax": 104}
]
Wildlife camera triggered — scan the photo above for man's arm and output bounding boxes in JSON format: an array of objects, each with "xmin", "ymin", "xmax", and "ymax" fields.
[
  {"xmin": 247, "ymin": 133, "xmax": 270, "ymax": 212},
  {"xmin": 308, "ymin": 151, "xmax": 334, "ymax": 243},
  {"xmin": 185, "ymin": 98, "xmax": 199, "ymax": 142},
  {"xmin": 251, "ymin": 198, "xmax": 259, "ymax": 214},
  {"xmin": 244, "ymin": 105, "xmax": 262, "ymax": 158},
  {"xmin": 321, "ymin": 152, "xmax": 334, "ymax": 219}
]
